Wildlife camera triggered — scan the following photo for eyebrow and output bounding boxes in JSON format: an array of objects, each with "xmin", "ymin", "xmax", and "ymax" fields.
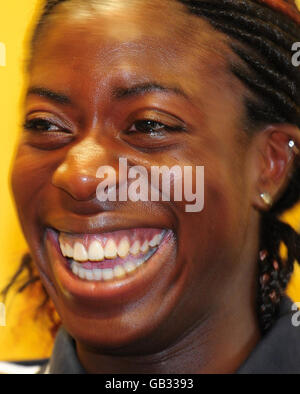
[
  {"xmin": 26, "ymin": 82, "xmax": 188, "ymax": 105},
  {"xmin": 113, "ymin": 82, "xmax": 189, "ymax": 100},
  {"xmin": 26, "ymin": 87, "xmax": 72, "ymax": 105}
]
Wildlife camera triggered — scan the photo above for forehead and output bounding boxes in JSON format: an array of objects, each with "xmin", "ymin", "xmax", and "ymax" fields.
[{"xmin": 28, "ymin": 0, "xmax": 241, "ymax": 111}]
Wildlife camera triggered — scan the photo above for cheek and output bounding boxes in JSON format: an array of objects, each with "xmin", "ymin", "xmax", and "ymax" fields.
[
  {"xmin": 175, "ymin": 156, "xmax": 249, "ymax": 285},
  {"xmin": 11, "ymin": 144, "xmax": 56, "ymax": 223}
]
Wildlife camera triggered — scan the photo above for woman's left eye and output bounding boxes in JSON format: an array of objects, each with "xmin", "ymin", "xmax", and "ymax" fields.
[{"xmin": 127, "ymin": 119, "xmax": 184, "ymax": 135}]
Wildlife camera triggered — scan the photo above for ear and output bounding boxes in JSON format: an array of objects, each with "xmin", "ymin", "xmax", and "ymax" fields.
[{"xmin": 251, "ymin": 124, "xmax": 300, "ymax": 211}]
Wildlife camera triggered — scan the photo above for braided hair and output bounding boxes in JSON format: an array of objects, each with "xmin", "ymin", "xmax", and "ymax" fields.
[{"xmin": 3, "ymin": 0, "xmax": 300, "ymax": 335}]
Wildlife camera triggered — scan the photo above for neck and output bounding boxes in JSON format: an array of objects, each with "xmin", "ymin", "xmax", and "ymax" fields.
[{"xmin": 77, "ymin": 296, "xmax": 260, "ymax": 374}]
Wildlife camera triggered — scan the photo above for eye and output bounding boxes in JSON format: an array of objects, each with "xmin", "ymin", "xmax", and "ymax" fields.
[
  {"xmin": 23, "ymin": 118, "xmax": 70, "ymax": 133},
  {"xmin": 121, "ymin": 114, "xmax": 187, "ymax": 152},
  {"xmin": 22, "ymin": 116, "xmax": 74, "ymax": 150},
  {"xmin": 127, "ymin": 119, "xmax": 185, "ymax": 136}
]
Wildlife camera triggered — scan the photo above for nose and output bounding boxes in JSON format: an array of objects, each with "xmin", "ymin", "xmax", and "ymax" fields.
[{"xmin": 52, "ymin": 137, "xmax": 116, "ymax": 201}]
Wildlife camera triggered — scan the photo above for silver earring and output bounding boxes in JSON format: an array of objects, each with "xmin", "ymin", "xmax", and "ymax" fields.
[
  {"xmin": 260, "ymin": 192, "xmax": 273, "ymax": 207},
  {"xmin": 288, "ymin": 140, "xmax": 299, "ymax": 155}
]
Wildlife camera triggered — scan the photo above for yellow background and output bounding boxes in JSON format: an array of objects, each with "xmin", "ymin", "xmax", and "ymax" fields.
[{"xmin": 0, "ymin": 0, "xmax": 300, "ymax": 362}]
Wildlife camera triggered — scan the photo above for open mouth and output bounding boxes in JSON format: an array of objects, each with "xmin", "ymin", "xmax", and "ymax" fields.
[
  {"xmin": 45, "ymin": 226, "xmax": 175, "ymax": 304},
  {"xmin": 58, "ymin": 228, "xmax": 166, "ymax": 282}
]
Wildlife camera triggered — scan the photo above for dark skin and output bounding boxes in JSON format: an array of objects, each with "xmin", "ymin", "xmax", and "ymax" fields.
[{"xmin": 11, "ymin": 0, "xmax": 300, "ymax": 373}]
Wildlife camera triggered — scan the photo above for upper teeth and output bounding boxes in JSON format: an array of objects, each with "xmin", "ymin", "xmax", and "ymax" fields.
[
  {"xmin": 74, "ymin": 242, "xmax": 88, "ymax": 261},
  {"xmin": 104, "ymin": 239, "xmax": 118, "ymax": 259},
  {"xmin": 88, "ymin": 241, "xmax": 104, "ymax": 261},
  {"xmin": 59, "ymin": 231, "xmax": 164, "ymax": 262},
  {"xmin": 130, "ymin": 240, "xmax": 140, "ymax": 255},
  {"xmin": 118, "ymin": 237, "xmax": 130, "ymax": 258}
]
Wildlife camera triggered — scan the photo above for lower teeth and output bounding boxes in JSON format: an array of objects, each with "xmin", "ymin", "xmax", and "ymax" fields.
[{"xmin": 70, "ymin": 248, "xmax": 156, "ymax": 281}]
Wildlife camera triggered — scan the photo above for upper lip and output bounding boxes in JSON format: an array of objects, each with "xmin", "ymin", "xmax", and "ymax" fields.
[{"xmin": 44, "ymin": 211, "xmax": 172, "ymax": 235}]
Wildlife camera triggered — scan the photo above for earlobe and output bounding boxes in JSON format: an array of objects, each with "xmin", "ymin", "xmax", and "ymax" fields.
[
  {"xmin": 259, "ymin": 192, "xmax": 273, "ymax": 208},
  {"xmin": 288, "ymin": 139, "xmax": 300, "ymax": 156},
  {"xmin": 252, "ymin": 124, "xmax": 300, "ymax": 211}
]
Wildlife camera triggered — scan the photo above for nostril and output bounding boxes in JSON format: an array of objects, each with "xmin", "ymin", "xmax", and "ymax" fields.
[{"xmin": 52, "ymin": 166, "xmax": 99, "ymax": 201}]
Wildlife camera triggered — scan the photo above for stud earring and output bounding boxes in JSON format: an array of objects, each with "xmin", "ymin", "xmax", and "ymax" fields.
[
  {"xmin": 260, "ymin": 192, "xmax": 273, "ymax": 207},
  {"xmin": 288, "ymin": 140, "xmax": 299, "ymax": 155}
]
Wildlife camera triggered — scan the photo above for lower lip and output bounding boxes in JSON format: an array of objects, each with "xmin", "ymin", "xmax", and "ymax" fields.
[{"xmin": 45, "ymin": 228, "xmax": 176, "ymax": 306}]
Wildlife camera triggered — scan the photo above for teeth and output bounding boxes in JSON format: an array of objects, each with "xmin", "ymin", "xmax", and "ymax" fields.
[
  {"xmin": 124, "ymin": 261, "xmax": 137, "ymax": 273},
  {"xmin": 136, "ymin": 257, "xmax": 145, "ymax": 266},
  {"xmin": 88, "ymin": 240, "xmax": 104, "ymax": 261},
  {"xmin": 140, "ymin": 240, "xmax": 149, "ymax": 253},
  {"xmin": 63, "ymin": 229, "xmax": 166, "ymax": 283},
  {"xmin": 149, "ymin": 233, "xmax": 162, "ymax": 247},
  {"xmin": 114, "ymin": 265, "xmax": 126, "ymax": 278},
  {"xmin": 130, "ymin": 240, "xmax": 140, "ymax": 255},
  {"xmin": 93, "ymin": 269, "xmax": 102, "ymax": 281},
  {"xmin": 78, "ymin": 267, "xmax": 86, "ymax": 279},
  {"xmin": 60, "ymin": 243, "xmax": 66, "ymax": 256},
  {"xmin": 158, "ymin": 232, "xmax": 164, "ymax": 243},
  {"xmin": 71, "ymin": 261, "xmax": 80, "ymax": 275},
  {"xmin": 102, "ymin": 268, "xmax": 114, "ymax": 281},
  {"xmin": 73, "ymin": 242, "xmax": 88, "ymax": 261},
  {"xmin": 104, "ymin": 239, "xmax": 118, "ymax": 259},
  {"xmin": 64, "ymin": 243, "xmax": 74, "ymax": 258},
  {"xmin": 60, "ymin": 230, "xmax": 165, "ymax": 263},
  {"xmin": 86, "ymin": 270, "xmax": 94, "ymax": 281},
  {"xmin": 70, "ymin": 250, "xmax": 150, "ymax": 282},
  {"xmin": 118, "ymin": 237, "xmax": 130, "ymax": 258}
]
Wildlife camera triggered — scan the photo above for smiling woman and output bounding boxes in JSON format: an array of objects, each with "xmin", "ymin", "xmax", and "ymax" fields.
[{"xmin": 3, "ymin": 0, "xmax": 300, "ymax": 374}]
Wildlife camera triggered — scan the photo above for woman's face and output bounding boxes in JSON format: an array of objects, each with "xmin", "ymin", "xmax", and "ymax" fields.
[{"xmin": 11, "ymin": 0, "xmax": 258, "ymax": 352}]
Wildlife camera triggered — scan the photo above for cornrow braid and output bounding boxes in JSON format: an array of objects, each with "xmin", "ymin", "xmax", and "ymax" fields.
[
  {"xmin": 1, "ymin": 253, "xmax": 39, "ymax": 302},
  {"xmin": 179, "ymin": 1, "xmax": 300, "ymax": 123},
  {"xmin": 3, "ymin": 0, "xmax": 300, "ymax": 336},
  {"xmin": 257, "ymin": 213, "xmax": 299, "ymax": 332}
]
